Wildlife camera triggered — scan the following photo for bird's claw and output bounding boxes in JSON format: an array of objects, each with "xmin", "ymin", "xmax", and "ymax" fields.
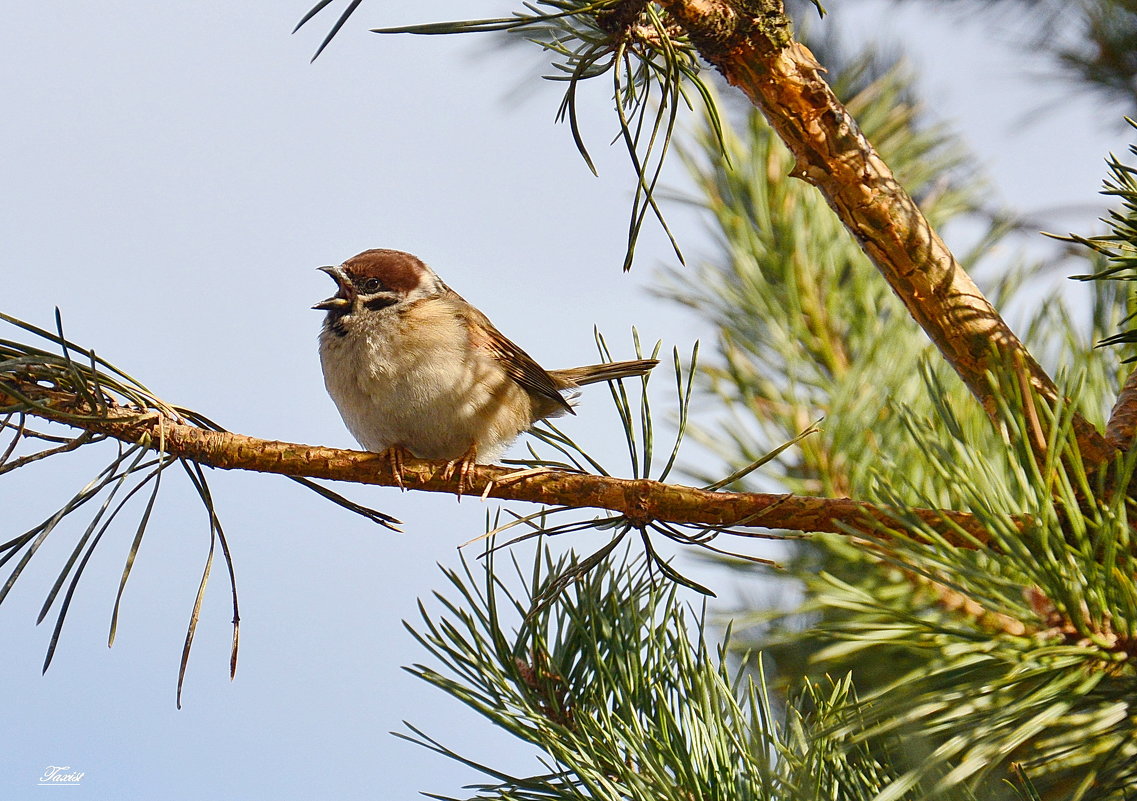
[
  {"xmin": 442, "ymin": 445, "xmax": 478, "ymax": 499},
  {"xmin": 381, "ymin": 444, "xmax": 412, "ymax": 490}
]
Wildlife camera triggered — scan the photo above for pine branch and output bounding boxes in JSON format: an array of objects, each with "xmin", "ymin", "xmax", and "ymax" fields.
[
  {"xmin": 1106, "ymin": 364, "xmax": 1137, "ymax": 450},
  {"xmin": 652, "ymin": 0, "xmax": 1116, "ymax": 469},
  {"xmin": 400, "ymin": 543, "xmax": 962, "ymax": 801},
  {"xmin": 0, "ymin": 377, "xmax": 1000, "ymax": 548}
]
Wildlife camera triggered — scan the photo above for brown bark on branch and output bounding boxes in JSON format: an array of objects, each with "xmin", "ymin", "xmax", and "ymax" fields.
[
  {"xmin": 1, "ymin": 382, "xmax": 998, "ymax": 549},
  {"xmin": 653, "ymin": 0, "xmax": 1115, "ymax": 468},
  {"xmin": 1106, "ymin": 365, "xmax": 1137, "ymax": 451}
]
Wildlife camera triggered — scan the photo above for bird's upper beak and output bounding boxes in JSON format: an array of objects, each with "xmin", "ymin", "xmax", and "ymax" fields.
[{"xmin": 312, "ymin": 264, "xmax": 354, "ymax": 311}]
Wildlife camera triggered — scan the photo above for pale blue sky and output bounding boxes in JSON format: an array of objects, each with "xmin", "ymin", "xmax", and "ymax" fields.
[{"xmin": 0, "ymin": 1, "xmax": 1127, "ymax": 799}]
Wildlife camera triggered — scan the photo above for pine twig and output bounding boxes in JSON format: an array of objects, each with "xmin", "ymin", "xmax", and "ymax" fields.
[{"xmin": 0, "ymin": 379, "xmax": 1001, "ymax": 548}]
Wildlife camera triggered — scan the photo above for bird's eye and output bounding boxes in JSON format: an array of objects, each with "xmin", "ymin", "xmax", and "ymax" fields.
[{"xmin": 360, "ymin": 277, "xmax": 384, "ymax": 293}]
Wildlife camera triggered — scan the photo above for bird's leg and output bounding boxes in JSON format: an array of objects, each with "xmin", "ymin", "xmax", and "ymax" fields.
[
  {"xmin": 381, "ymin": 444, "xmax": 412, "ymax": 490},
  {"xmin": 442, "ymin": 444, "xmax": 479, "ymax": 499}
]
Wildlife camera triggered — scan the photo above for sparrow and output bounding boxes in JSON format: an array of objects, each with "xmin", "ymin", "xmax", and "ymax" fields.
[{"xmin": 314, "ymin": 249, "xmax": 658, "ymax": 481}]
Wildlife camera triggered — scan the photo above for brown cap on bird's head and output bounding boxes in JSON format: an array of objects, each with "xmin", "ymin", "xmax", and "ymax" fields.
[{"xmin": 313, "ymin": 249, "xmax": 435, "ymax": 313}]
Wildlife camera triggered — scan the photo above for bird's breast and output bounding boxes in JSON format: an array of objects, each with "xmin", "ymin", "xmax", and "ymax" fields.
[{"xmin": 318, "ymin": 301, "xmax": 534, "ymax": 461}]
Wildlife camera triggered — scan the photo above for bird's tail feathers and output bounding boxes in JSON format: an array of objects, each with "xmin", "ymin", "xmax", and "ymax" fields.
[{"xmin": 551, "ymin": 359, "xmax": 659, "ymax": 387}]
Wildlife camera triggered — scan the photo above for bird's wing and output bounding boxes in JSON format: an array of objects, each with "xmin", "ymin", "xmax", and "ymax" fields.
[{"xmin": 456, "ymin": 292, "xmax": 574, "ymax": 415}]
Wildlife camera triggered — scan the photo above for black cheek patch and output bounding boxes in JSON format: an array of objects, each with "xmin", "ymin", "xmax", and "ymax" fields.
[
  {"xmin": 364, "ymin": 296, "xmax": 399, "ymax": 312},
  {"xmin": 326, "ymin": 315, "xmax": 349, "ymax": 338}
]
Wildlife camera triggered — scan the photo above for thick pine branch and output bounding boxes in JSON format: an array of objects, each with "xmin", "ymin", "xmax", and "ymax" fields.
[
  {"xmin": 1107, "ymin": 364, "xmax": 1137, "ymax": 450},
  {"xmin": 1, "ymin": 380, "xmax": 996, "ymax": 548},
  {"xmin": 653, "ymin": 0, "xmax": 1115, "ymax": 469}
]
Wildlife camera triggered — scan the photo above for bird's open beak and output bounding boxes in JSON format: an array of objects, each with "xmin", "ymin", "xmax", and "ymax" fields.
[{"xmin": 312, "ymin": 264, "xmax": 353, "ymax": 311}]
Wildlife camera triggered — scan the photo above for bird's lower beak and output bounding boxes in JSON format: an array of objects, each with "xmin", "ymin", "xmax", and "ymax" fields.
[{"xmin": 313, "ymin": 264, "xmax": 354, "ymax": 311}]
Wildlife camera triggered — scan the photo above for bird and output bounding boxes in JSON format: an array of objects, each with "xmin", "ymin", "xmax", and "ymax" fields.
[{"xmin": 314, "ymin": 248, "xmax": 658, "ymax": 486}]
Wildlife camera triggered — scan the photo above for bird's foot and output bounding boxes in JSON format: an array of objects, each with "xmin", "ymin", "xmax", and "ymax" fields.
[
  {"xmin": 380, "ymin": 444, "xmax": 413, "ymax": 491},
  {"xmin": 442, "ymin": 445, "xmax": 479, "ymax": 499}
]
